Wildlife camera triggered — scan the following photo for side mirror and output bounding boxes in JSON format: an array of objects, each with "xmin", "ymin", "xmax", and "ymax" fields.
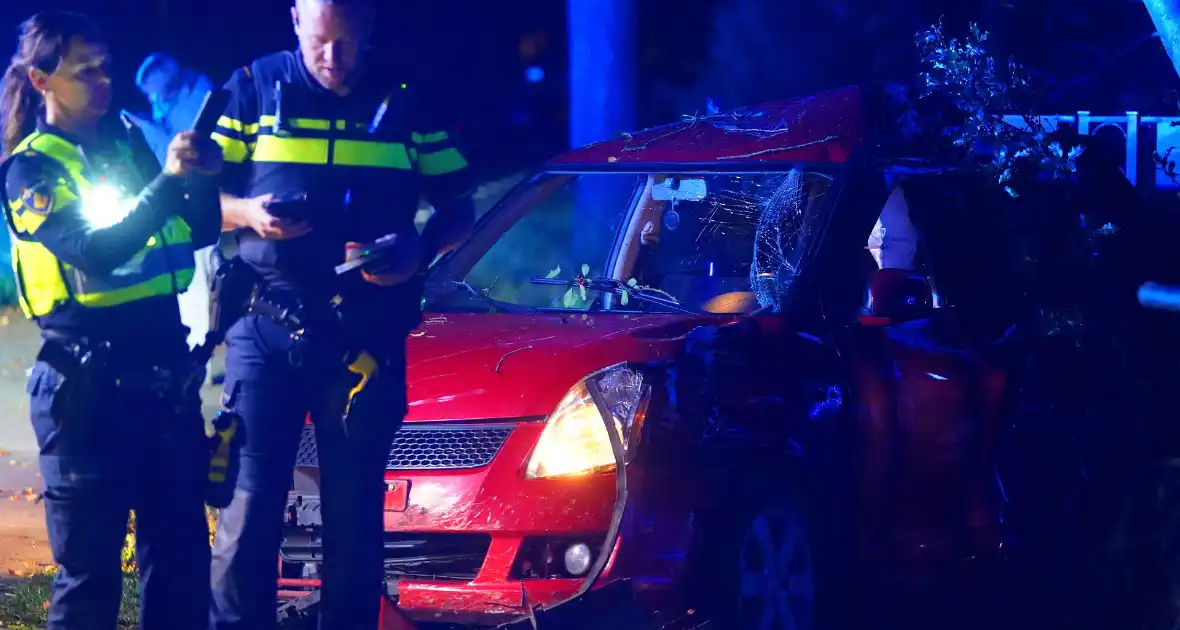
[{"xmin": 652, "ymin": 177, "xmax": 707, "ymax": 202}]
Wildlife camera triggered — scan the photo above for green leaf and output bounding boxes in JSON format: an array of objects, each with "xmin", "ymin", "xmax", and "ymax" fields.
[
  {"xmin": 562, "ymin": 289, "xmax": 577, "ymax": 308},
  {"xmin": 578, "ymin": 285, "xmax": 587, "ymax": 301},
  {"xmin": 581, "ymin": 264, "xmax": 590, "ymax": 276},
  {"xmin": 627, "ymin": 278, "xmax": 638, "ymax": 287},
  {"xmin": 620, "ymin": 292, "xmax": 629, "ymax": 306},
  {"xmin": 546, "ymin": 266, "xmax": 562, "ymax": 279}
]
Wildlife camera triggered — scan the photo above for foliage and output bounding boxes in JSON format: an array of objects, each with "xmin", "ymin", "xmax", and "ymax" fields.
[{"xmin": 914, "ymin": 19, "xmax": 1084, "ymax": 198}]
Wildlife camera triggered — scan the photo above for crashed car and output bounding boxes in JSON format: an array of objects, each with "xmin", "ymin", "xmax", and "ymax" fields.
[{"xmin": 278, "ymin": 85, "xmax": 1010, "ymax": 629}]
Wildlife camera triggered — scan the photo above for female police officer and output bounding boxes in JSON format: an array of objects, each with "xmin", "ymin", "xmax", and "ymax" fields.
[{"xmin": 0, "ymin": 11, "xmax": 222, "ymax": 630}]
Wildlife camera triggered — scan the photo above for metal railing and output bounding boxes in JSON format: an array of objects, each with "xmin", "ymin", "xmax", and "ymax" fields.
[{"xmin": 1001, "ymin": 111, "xmax": 1180, "ymax": 190}]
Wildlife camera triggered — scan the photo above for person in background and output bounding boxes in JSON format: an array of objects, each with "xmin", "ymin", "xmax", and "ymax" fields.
[
  {"xmin": 131, "ymin": 53, "xmax": 224, "ymax": 365},
  {"xmin": 0, "ymin": 11, "xmax": 222, "ymax": 629}
]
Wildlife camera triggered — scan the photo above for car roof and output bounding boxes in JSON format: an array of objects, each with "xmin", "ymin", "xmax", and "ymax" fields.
[{"xmin": 547, "ymin": 85, "xmax": 873, "ymax": 169}]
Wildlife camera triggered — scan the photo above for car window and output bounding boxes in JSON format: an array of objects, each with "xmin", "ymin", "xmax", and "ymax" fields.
[
  {"xmin": 863, "ymin": 184, "xmax": 942, "ymax": 310},
  {"xmin": 620, "ymin": 172, "xmax": 831, "ymax": 314},
  {"xmin": 455, "ymin": 173, "xmax": 642, "ymax": 310}
]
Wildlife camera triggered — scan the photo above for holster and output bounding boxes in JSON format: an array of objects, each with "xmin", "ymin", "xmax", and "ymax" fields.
[
  {"xmin": 199, "ymin": 255, "xmax": 261, "ymax": 508},
  {"xmin": 36, "ymin": 335, "xmax": 111, "ymax": 419}
]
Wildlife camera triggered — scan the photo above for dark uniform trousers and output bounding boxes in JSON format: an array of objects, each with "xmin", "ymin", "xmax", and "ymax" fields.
[
  {"xmin": 28, "ymin": 355, "xmax": 210, "ymax": 630},
  {"xmin": 209, "ymin": 313, "xmax": 406, "ymax": 630}
]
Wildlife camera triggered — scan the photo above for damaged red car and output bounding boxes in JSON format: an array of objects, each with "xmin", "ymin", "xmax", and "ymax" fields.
[{"xmin": 278, "ymin": 85, "xmax": 1010, "ymax": 629}]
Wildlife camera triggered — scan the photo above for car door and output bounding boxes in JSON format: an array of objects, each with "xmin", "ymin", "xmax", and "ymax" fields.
[{"xmin": 833, "ymin": 176, "xmax": 1007, "ymax": 573}]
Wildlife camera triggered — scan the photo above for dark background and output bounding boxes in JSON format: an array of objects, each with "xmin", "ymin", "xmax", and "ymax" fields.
[{"xmin": 1, "ymin": 0, "xmax": 1176, "ymax": 180}]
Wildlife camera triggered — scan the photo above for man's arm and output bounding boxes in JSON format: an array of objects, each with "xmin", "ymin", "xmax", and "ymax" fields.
[
  {"xmin": 5, "ymin": 153, "xmax": 180, "ymax": 277},
  {"xmin": 411, "ymin": 115, "xmax": 476, "ymax": 261},
  {"xmin": 209, "ymin": 67, "xmax": 258, "ymax": 232}
]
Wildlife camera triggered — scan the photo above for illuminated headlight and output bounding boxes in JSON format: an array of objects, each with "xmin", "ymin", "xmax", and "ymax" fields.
[
  {"xmin": 524, "ymin": 364, "xmax": 650, "ymax": 479},
  {"xmin": 80, "ymin": 183, "xmax": 135, "ymax": 230}
]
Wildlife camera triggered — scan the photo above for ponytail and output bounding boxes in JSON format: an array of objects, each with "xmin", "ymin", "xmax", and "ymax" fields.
[
  {"xmin": 0, "ymin": 65, "xmax": 38, "ymax": 158},
  {"xmin": 0, "ymin": 11, "xmax": 103, "ymax": 158}
]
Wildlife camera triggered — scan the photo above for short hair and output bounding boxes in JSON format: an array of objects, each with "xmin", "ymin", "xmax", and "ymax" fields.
[{"xmin": 135, "ymin": 53, "xmax": 179, "ymax": 90}]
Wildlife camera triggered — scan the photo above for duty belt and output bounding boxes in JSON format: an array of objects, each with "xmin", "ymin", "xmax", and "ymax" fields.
[
  {"xmin": 38, "ymin": 333, "xmax": 188, "ymax": 397},
  {"xmin": 246, "ymin": 286, "xmax": 351, "ymax": 366}
]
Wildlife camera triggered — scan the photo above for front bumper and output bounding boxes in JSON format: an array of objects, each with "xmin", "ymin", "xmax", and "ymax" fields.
[{"xmin": 280, "ymin": 422, "xmax": 624, "ymax": 624}]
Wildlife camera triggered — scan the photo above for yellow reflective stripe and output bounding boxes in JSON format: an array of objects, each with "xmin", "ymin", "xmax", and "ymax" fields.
[
  {"xmin": 417, "ymin": 147, "xmax": 468, "ymax": 175},
  {"xmin": 212, "ymin": 132, "xmax": 249, "ymax": 163},
  {"xmin": 335, "ymin": 120, "xmax": 370, "ymax": 131},
  {"xmin": 258, "ymin": 115, "xmax": 331, "ymax": 130},
  {"xmin": 74, "ymin": 267, "xmax": 195, "ymax": 308},
  {"xmin": 411, "ymin": 131, "xmax": 450, "ymax": 144},
  {"xmin": 217, "ymin": 116, "xmax": 243, "ymax": 132},
  {"xmin": 254, "ymin": 136, "xmax": 328, "ymax": 164},
  {"xmin": 12, "ymin": 240, "xmax": 68, "ymax": 317},
  {"xmin": 333, "ymin": 140, "xmax": 411, "ymax": 169},
  {"xmin": 215, "ymin": 117, "xmax": 259, "ymax": 138}
]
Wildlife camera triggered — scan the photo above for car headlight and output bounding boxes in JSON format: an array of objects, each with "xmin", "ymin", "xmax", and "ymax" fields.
[
  {"xmin": 525, "ymin": 363, "xmax": 650, "ymax": 479},
  {"xmin": 80, "ymin": 183, "xmax": 136, "ymax": 230}
]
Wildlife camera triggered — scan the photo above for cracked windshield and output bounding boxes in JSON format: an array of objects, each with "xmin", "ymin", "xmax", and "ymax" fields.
[{"xmin": 437, "ymin": 171, "xmax": 831, "ymax": 314}]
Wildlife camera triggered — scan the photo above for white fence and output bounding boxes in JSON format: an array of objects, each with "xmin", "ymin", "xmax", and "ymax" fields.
[{"xmin": 1002, "ymin": 111, "xmax": 1180, "ymax": 191}]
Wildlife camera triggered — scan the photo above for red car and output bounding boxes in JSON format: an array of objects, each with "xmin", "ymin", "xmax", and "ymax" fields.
[{"xmin": 278, "ymin": 85, "xmax": 1008, "ymax": 629}]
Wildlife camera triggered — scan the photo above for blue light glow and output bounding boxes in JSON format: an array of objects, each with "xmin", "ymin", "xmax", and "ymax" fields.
[{"xmin": 525, "ymin": 66, "xmax": 545, "ymax": 83}]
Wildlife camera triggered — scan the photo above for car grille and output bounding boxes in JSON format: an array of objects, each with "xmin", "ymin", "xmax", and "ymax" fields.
[
  {"xmin": 282, "ymin": 522, "xmax": 492, "ymax": 581},
  {"xmin": 294, "ymin": 423, "xmax": 516, "ymax": 471}
]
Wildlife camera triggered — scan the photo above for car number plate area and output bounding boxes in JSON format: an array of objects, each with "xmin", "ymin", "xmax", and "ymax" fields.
[{"xmin": 384, "ymin": 480, "xmax": 410, "ymax": 512}]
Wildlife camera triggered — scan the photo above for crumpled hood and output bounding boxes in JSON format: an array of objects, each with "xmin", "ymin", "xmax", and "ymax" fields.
[{"xmin": 403, "ymin": 312, "xmax": 723, "ymax": 422}]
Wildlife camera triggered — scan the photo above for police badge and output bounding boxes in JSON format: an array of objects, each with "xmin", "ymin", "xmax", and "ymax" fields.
[{"xmin": 19, "ymin": 180, "xmax": 54, "ymax": 216}]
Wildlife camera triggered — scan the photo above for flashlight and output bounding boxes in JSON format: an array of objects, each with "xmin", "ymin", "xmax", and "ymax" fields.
[{"xmin": 80, "ymin": 183, "xmax": 135, "ymax": 230}]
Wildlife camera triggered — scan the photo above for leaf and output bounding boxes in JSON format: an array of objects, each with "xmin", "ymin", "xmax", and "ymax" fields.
[
  {"xmin": 627, "ymin": 278, "xmax": 638, "ymax": 287},
  {"xmin": 545, "ymin": 266, "xmax": 562, "ymax": 279},
  {"xmin": 620, "ymin": 292, "xmax": 629, "ymax": 306},
  {"xmin": 581, "ymin": 264, "xmax": 590, "ymax": 276},
  {"xmin": 578, "ymin": 285, "xmax": 588, "ymax": 301},
  {"xmin": 562, "ymin": 289, "xmax": 577, "ymax": 308}
]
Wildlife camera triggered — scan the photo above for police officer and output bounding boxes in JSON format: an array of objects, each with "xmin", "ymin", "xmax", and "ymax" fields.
[
  {"xmin": 208, "ymin": 0, "xmax": 475, "ymax": 628},
  {"xmin": 0, "ymin": 11, "xmax": 223, "ymax": 630}
]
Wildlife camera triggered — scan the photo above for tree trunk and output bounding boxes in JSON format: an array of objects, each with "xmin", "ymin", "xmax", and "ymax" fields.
[
  {"xmin": 566, "ymin": 0, "xmax": 638, "ymax": 148},
  {"xmin": 1144, "ymin": 0, "xmax": 1180, "ymax": 80}
]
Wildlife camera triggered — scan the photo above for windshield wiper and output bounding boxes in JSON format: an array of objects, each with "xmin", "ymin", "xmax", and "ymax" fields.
[
  {"xmin": 529, "ymin": 276, "xmax": 702, "ymax": 315},
  {"xmin": 450, "ymin": 281, "xmax": 535, "ymax": 314}
]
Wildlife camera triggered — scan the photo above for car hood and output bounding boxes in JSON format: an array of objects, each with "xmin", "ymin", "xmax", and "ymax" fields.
[{"xmin": 403, "ymin": 312, "xmax": 730, "ymax": 422}]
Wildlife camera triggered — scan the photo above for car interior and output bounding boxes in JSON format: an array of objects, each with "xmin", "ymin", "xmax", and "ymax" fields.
[
  {"xmin": 611, "ymin": 172, "xmax": 830, "ymax": 315},
  {"xmin": 859, "ymin": 184, "xmax": 939, "ymax": 327}
]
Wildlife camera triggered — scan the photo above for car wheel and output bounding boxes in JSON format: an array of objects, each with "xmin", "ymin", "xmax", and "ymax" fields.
[{"xmin": 693, "ymin": 496, "xmax": 818, "ymax": 630}]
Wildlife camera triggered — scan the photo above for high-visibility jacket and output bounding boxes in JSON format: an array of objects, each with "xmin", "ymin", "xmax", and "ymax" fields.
[{"xmin": 5, "ymin": 131, "xmax": 195, "ymax": 319}]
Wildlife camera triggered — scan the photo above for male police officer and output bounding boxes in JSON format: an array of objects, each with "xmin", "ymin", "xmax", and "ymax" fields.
[{"xmin": 208, "ymin": 0, "xmax": 475, "ymax": 628}]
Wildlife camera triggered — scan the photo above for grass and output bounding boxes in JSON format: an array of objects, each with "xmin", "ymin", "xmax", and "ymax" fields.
[
  {"xmin": 0, "ymin": 508, "xmax": 220, "ymax": 629},
  {"xmin": 0, "ymin": 570, "xmax": 140, "ymax": 630}
]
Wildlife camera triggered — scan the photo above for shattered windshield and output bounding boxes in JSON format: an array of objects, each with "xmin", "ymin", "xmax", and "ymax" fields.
[
  {"xmin": 621, "ymin": 172, "xmax": 831, "ymax": 314},
  {"xmin": 426, "ymin": 170, "xmax": 830, "ymax": 314}
]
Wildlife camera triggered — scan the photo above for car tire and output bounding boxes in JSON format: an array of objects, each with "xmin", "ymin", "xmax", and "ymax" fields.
[{"xmin": 689, "ymin": 491, "xmax": 819, "ymax": 630}]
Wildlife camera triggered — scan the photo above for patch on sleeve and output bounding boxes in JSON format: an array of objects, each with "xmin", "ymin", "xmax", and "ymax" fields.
[{"xmin": 18, "ymin": 180, "xmax": 55, "ymax": 216}]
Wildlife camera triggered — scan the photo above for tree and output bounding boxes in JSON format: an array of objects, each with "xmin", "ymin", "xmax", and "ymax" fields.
[{"xmin": 567, "ymin": 0, "xmax": 639, "ymax": 147}]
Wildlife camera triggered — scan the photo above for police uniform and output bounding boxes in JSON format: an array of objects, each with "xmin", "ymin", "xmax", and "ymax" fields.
[
  {"xmin": 208, "ymin": 51, "xmax": 473, "ymax": 630},
  {"xmin": 3, "ymin": 121, "xmax": 221, "ymax": 630}
]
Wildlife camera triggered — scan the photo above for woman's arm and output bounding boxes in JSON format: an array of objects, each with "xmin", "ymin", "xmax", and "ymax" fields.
[
  {"xmin": 179, "ymin": 174, "xmax": 223, "ymax": 249},
  {"xmin": 5, "ymin": 153, "xmax": 182, "ymax": 276}
]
